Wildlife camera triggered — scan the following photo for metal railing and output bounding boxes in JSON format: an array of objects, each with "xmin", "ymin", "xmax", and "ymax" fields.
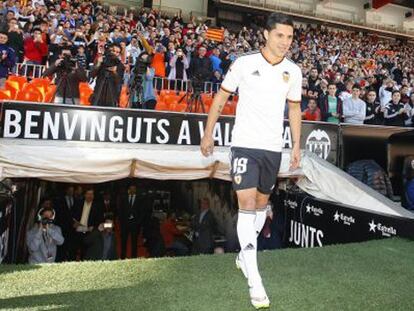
[{"xmin": 11, "ymin": 63, "xmax": 47, "ymax": 79}]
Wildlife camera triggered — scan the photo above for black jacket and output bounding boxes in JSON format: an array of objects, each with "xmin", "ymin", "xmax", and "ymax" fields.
[
  {"xmin": 189, "ymin": 56, "xmax": 212, "ymax": 82},
  {"xmin": 72, "ymin": 199, "xmax": 104, "ymax": 228},
  {"xmin": 43, "ymin": 64, "xmax": 87, "ymax": 100},
  {"xmin": 192, "ymin": 209, "xmax": 217, "ymax": 254}
]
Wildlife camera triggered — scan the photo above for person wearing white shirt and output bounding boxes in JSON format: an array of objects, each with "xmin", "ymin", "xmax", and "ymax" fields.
[{"xmin": 201, "ymin": 12, "xmax": 302, "ymax": 310}]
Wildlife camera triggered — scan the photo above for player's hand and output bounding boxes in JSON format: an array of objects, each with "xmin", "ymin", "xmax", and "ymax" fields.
[
  {"xmin": 290, "ymin": 145, "xmax": 301, "ymax": 171},
  {"xmin": 200, "ymin": 134, "xmax": 214, "ymax": 157}
]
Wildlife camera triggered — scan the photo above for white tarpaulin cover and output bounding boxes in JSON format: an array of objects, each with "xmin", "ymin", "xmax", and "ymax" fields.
[{"xmin": 1, "ymin": 138, "xmax": 412, "ymax": 219}]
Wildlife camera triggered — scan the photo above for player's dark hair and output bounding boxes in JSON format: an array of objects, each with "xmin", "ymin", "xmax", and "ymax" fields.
[
  {"xmin": 392, "ymin": 90, "xmax": 400, "ymax": 96},
  {"xmin": 352, "ymin": 84, "xmax": 361, "ymax": 90},
  {"xmin": 265, "ymin": 12, "xmax": 293, "ymax": 31}
]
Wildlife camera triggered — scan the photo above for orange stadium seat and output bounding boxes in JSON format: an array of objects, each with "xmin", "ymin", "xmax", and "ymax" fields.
[
  {"xmin": 7, "ymin": 75, "xmax": 27, "ymax": 90},
  {"xmin": 44, "ymin": 85, "xmax": 57, "ymax": 103},
  {"xmin": 169, "ymin": 103, "xmax": 187, "ymax": 112},
  {"xmin": 0, "ymin": 89, "xmax": 11, "ymax": 100},
  {"xmin": 16, "ymin": 90, "xmax": 42, "ymax": 102},
  {"xmin": 155, "ymin": 102, "xmax": 168, "ymax": 111},
  {"xmin": 119, "ymin": 85, "xmax": 129, "ymax": 108}
]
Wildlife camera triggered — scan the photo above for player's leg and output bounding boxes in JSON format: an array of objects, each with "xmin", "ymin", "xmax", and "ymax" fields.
[
  {"xmin": 254, "ymin": 192, "xmax": 271, "ymax": 237},
  {"xmin": 231, "ymin": 148, "xmax": 260, "ymax": 281}
]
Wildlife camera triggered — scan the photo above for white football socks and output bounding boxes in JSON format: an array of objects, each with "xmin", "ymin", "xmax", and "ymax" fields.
[
  {"xmin": 254, "ymin": 205, "xmax": 268, "ymax": 237},
  {"xmin": 237, "ymin": 209, "xmax": 262, "ymax": 288}
]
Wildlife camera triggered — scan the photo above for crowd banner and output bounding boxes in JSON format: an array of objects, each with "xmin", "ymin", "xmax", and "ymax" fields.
[
  {"xmin": 0, "ymin": 102, "xmax": 339, "ymax": 163},
  {"xmin": 279, "ymin": 191, "xmax": 414, "ymax": 249}
]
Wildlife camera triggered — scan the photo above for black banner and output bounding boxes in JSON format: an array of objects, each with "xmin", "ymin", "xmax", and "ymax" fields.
[
  {"xmin": 0, "ymin": 197, "xmax": 12, "ymax": 263},
  {"xmin": 278, "ymin": 191, "xmax": 414, "ymax": 248},
  {"xmin": 0, "ymin": 102, "xmax": 339, "ymax": 164}
]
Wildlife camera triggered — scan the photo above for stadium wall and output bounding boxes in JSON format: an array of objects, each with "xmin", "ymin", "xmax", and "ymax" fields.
[{"xmin": 152, "ymin": 0, "xmax": 207, "ymax": 15}]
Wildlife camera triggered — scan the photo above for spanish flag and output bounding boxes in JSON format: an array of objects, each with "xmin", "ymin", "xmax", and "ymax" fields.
[{"xmin": 206, "ymin": 28, "xmax": 224, "ymax": 43}]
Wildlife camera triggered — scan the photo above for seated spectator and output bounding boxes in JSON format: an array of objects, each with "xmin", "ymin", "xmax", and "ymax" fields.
[
  {"xmin": 364, "ymin": 89, "xmax": 383, "ymax": 125},
  {"xmin": 26, "ymin": 202, "xmax": 64, "ymax": 264},
  {"xmin": 0, "ymin": 31, "xmax": 15, "ymax": 88},
  {"xmin": 42, "ymin": 46, "xmax": 87, "ymax": 105},
  {"xmin": 384, "ymin": 90, "xmax": 408, "ymax": 127},
  {"xmin": 84, "ymin": 218, "xmax": 118, "ymax": 261},
  {"xmin": 343, "ymin": 84, "xmax": 366, "ymax": 124},
  {"xmin": 160, "ymin": 212, "xmax": 189, "ymax": 256},
  {"xmin": 302, "ymin": 98, "xmax": 321, "ymax": 121}
]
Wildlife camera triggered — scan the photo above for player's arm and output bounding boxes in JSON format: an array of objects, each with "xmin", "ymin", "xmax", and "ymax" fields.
[
  {"xmin": 287, "ymin": 68, "xmax": 303, "ymax": 170},
  {"xmin": 200, "ymin": 57, "xmax": 242, "ymax": 157},
  {"xmin": 288, "ymin": 100, "xmax": 302, "ymax": 169},
  {"xmin": 200, "ymin": 88, "xmax": 231, "ymax": 156}
]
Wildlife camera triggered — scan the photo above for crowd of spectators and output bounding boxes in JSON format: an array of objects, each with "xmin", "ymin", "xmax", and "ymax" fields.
[{"xmin": 0, "ymin": 0, "xmax": 413, "ymax": 126}]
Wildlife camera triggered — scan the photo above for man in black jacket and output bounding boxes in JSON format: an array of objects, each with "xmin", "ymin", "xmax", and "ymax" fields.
[
  {"xmin": 189, "ymin": 46, "xmax": 212, "ymax": 91},
  {"xmin": 192, "ymin": 198, "xmax": 218, "ymax": 255},
  {"xmin": 119, "ymin": 184, "xmax": 141, "ymax": 259},
  {"xmin": 42, "ymin": 46, "xmax": 87, "ymax": 105},
  {"xmin": 90, "ymin": 44, "xmax": 125, "ymax": 107},
  {"xmin": 72, "ymin": 188, "xmax": 104, "ymax": 259}
]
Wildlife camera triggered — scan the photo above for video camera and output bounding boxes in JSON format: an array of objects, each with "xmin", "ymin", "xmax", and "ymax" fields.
[
  {"xmin": 41, "ymin": 217, "xmax": 54, "ymax": 226},
  {"xmin": 58, "ymin": 54, "xmax": 77, "ymax": 71}
]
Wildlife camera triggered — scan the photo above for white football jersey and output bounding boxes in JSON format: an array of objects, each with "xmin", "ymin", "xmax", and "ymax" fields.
[{"xmin": 221, "ymin": 51, "xmax": 302, "ymax": 152}]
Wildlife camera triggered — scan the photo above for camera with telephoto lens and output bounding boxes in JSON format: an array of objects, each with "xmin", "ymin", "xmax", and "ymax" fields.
[
  {"xmin": 59, "ymin": 54, "xmax": 77, "ymax": 71},
  {"xmin": 41, "ymin": 217, "xmax": 54, "ymax": 225}
]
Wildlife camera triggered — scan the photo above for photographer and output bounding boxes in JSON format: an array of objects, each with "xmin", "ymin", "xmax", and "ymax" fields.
[
  {"xmin": 26, "ymin": 202, "xmax": 64, "ymax": 264},
  {"xmin": 90, "ymin": 44, "xmax": 125, "ymax": 107},
  {"xmin": 83, "ymin": 218, "xmax": 118, "ymax": 261},
  {"xmin": 42, "ymin": 47, "xmax": 87, "ymax": 105},
  {"xmin": 189, "ymin": 46, "xmax": 212, "ymax": 91},
  {"xmin": 168, "ymin": 47, "xmax": 189, "ymax": 90},
  {"xmin": 130, "ymin": 51, "xmax": 156, "ymax": 109}
]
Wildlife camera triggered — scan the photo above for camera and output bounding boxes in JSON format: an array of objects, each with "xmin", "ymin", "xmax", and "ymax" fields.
[
  {"xmin": 59, "ymin": 54, "xmax": 77, "ymax": 70},
  {"xmin": 102, "ymin": 54, "xmax": 121, "ymax": 69},
  {"xmin": 41, "ymin": 217, "xmax": 54, "ymax": 225},
  {"xmin": 103, "ymin": 223, "xmax": 113, "ymax": 229}
]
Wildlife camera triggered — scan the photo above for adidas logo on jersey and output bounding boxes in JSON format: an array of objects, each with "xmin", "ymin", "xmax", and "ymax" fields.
[
  {"xmin": 251, "ymin": 70, "xmax": 260, "ymax": 76},
  {"xmin": 244, "ymin": 243, "xmax": 255, "ymax": 251}
]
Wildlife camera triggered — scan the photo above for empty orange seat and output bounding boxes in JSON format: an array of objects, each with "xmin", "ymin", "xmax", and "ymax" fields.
[
  {"xmin": 22, "ymin": 84, "xmax": 44, "ymax": 101},
  {"xmin": 119, "ymin": 85, "xmax": 129, "ymax": 108},
  {"xmin": 7, "ymin": 75, "xmax": 27, "ymax": 90},
  {"xmin": 16, "ymin": 90, "xmax": 42, "ymax": 102},
  {"xmin": 169, "ymin": 103, "xmax": 187, "ymax": 112},
  {"xmin": 0, "ymin": 89, "xmax": 11, "ymax": 100},
  {"xmin": 155, "ymin": 102, "xmax": 168, "ymax": 111}
]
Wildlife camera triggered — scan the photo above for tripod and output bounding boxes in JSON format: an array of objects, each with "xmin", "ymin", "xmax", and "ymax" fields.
[
  {"xmin": 178, "ymin": 82, "xmax": 205, "ymax": 113},
  {"xmin": 54, "ymin": 71, "xmax": 77, "ymax": 105}
]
